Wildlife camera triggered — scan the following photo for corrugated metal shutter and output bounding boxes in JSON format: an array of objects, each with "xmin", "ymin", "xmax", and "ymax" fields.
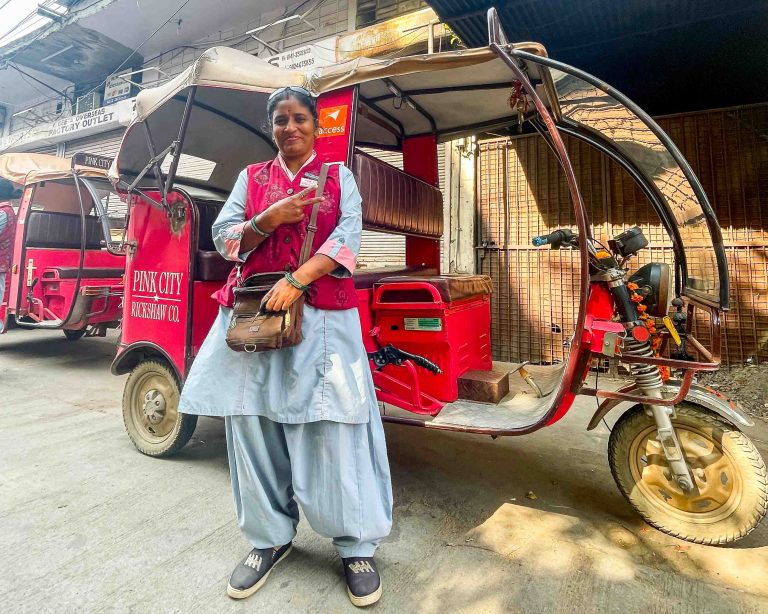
[
  {"xmin": 63, "ymin": 129, "xmax": 125, "ymax": 159},
  {"xmin": 357, "ymin": 145, "xmax": 446, "ymax": 269},
  {"xmin": 25, "ymin": 144, "xmax": 59, "ymax": 156}
]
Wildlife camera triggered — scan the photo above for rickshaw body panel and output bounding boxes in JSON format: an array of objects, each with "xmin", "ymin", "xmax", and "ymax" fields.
[
  {"xmin": 110, "ymin": 39, "xmax": 730, "ymax": 436},
  {"xmin": 117, "ymin": 191, "xmax": 192, "ymax": 378}
]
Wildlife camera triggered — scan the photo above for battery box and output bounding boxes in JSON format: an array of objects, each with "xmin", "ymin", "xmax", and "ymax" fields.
[{"xmin": 372, "ymin": 275, "xmax": 492, "ymax": 402}]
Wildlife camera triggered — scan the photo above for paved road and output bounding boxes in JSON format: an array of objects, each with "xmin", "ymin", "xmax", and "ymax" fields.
[{"xmin": 1, "ymin": 327, "xmax": 767, "ymax": 613}]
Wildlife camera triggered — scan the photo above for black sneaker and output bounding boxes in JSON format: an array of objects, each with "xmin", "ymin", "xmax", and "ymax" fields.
[
  {"xmin": 342, "ymin": 557, "xmax": 382, "ymax": 607},
  {"xmin": 226, "ymin": 542, "xmax": 292, "ymax": 599}
]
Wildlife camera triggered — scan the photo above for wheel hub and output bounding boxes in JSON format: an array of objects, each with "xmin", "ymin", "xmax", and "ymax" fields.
[
  {"xmin": 633, "ymin": 425, "xmax": 740, "ymax": 519},
  {"xmin": 143, "ymin": 389, "xmax": 167, "ymax": 423}
]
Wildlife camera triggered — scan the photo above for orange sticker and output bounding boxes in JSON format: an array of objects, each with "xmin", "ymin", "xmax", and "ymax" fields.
[{"xmin": 317, "ymin": 105, "xmax": 348, "ymax": 138}]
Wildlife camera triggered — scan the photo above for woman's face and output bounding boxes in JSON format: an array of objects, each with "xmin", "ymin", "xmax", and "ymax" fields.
[{"xmin": 271, "ymin": 96, "xmax": 317, "ymax": 159}]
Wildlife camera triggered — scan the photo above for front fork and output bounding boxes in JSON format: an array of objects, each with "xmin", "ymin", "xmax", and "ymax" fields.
[{"xmin": 601, "ymin": 270, "xmax": 697, "ymax": 494}]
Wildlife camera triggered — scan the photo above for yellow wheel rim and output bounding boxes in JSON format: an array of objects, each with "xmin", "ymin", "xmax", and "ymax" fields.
[
  {"xmin": 628, "ymin": 423, "xmax": 742, "ymax": 523},
  {"xmin": 129, "ymin": 370, "xmax": 179, "ymax": 445}
]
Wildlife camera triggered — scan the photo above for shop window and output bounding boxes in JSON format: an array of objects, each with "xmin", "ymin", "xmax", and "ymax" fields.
[{"xmin": 356, "ymin": 0, "xmax": 428, "ymax": 28}]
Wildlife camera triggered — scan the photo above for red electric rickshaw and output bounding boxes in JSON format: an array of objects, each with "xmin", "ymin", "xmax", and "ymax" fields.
[
  {"xmin": 110, "ymin": 10, "xmax": 766, "ymax": 544},
  {"xmin": 0, "ymin": 152, "xmax": 125, "ymax": 339}
]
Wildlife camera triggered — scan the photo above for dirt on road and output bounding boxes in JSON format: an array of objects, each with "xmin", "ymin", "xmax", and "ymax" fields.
[{"xmin": 699, "ymin": 363, "xmax": 768, "ymax": 421}]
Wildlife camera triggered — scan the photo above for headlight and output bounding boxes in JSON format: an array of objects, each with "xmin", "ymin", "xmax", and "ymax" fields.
[{"xmin": 629, "ymin": 263, "xmax": 673, "ymax": 317}]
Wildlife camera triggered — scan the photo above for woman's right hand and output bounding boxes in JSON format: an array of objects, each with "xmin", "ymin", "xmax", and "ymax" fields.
[{"xmin": 259, "ymin": 187, "xmax": 324, "ymax": 230}]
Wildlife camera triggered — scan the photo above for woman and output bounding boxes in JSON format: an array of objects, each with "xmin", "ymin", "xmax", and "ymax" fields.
[{"xmin": 178, "ymin": 86, "xmax": 392, "ymax": 607}]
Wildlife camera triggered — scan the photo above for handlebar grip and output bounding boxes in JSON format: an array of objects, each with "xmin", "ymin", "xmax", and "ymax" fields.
[
  {"xmin": 409, "ymin": 355, "xmax": 443, "ymax": 375},
  {"xmin": 532, "ymin": 229, "xmax": 577, "ymax": 248}
]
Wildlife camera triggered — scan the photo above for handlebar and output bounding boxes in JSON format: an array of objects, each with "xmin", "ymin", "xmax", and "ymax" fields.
[
  {"xmin": 532, "ymin": 228, "xmax": 577, "ymax": 249},
  {"xmin": 368, "ymin": 345, "xmax": 443, "ymax": 375}
]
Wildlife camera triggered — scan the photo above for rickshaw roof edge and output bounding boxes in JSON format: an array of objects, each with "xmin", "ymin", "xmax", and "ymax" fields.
[
  {"xmin": 0, "ymin": 153, "xmax": 107, "ymax": 186},
  {"xmin": 132, "ymin": 46, "xmax": 306, "ymax": 122}
]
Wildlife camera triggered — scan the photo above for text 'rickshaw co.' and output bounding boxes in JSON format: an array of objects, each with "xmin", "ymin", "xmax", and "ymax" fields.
[{"xmin": 130, "ymin": 270, "xmax": 184, "ymax": 323}]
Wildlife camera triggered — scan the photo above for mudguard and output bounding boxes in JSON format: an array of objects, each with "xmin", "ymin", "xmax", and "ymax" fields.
[{"xmin": 586, "ymin": 379, "xmax": 754, "ymax": 431}]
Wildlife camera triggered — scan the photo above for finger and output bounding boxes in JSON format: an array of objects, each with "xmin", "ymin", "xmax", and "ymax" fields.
[
  {"xmin": 301, "ymin": 197, "xmax": 324, "ymax": 207},
  {"xmin": 295, "ymin": 187, "xmax": 313, "ymax": 199}
]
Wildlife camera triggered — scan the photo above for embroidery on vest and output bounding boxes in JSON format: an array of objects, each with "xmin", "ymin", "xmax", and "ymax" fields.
[
  {"xmin": 348, "ymin": 561, "xmax": 375, "ymax": 574},
  {"xmin": 244, "ymin": 553, "xmax": 263, "ymax": 570}
]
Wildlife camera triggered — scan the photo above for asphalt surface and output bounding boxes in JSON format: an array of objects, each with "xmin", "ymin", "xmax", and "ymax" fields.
[{"xmin": 1, "ymin": 327, "xmax": 768, "ymax": 613}]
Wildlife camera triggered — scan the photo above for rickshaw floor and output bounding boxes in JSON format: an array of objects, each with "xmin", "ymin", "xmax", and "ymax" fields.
[{"xmin": 433, "ymin": 363, "xmax": 566, "ymax": 430}]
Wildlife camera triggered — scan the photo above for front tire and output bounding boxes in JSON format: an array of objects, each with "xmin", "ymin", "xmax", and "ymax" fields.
[
  {"xmin": 608, "ymin": 403, "xmax": 768, "ymax": 544},
  {"xmin": 122, "ymin": 359, "xmax": 197, "ymax": 457}
]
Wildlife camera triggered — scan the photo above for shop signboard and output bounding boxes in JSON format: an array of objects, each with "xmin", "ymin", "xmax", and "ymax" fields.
[
  {"xmin": 267, "ymin": 38, "xmax": 337, "ymax": 70},
  {"xmin": 104, "ymin": 71, "xmax": 134, "ymax": 105},
  {"xmin": 337, "ymin": 7, "xmax": 440, "ymax": 60},
  {"xmin": 0, "ymin": 98, "xmax": 134, "ymax": 153}
]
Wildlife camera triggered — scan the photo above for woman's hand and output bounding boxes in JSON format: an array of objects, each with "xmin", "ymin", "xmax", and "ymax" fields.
[
  {"xmin": 262, "ymin": 277, "xmax": 304, "ymax": 312},
  {"xmin": 260, "ymin": 187, "xmax": 323, "ymax": 229}
]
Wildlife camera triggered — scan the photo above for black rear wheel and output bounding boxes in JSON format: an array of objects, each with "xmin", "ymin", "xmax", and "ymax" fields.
[{"xmin": 63, "ymin": 327, "xmax": 87, "ymax": 341}]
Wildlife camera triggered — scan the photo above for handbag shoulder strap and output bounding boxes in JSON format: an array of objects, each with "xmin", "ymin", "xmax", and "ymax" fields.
[{"xmin": 298, "ymin": 162, "xmax": 330, "ymax": 266}]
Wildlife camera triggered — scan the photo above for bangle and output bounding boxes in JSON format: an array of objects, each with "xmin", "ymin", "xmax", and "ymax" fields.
[
  {"xmin": 285, "ymin": 271, "xmax": 311, "ymax": 292},
  {"xmin": 250, "ymin": 216, "xmax": 271, "ymax": 237}
]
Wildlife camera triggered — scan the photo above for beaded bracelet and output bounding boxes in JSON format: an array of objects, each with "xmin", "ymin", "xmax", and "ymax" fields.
[
  {"xmin": 250, "ymin": 216, "xmax": 271, "ymax": 238},
  {"xmin": 284, "ymin": 271, "xmax": 311, "ymax": 292}
]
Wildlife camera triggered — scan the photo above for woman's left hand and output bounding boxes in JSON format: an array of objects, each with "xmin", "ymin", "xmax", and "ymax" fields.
[{"xmin": 263, "ymin": 278, "xmax": 304, "ymax": 312}]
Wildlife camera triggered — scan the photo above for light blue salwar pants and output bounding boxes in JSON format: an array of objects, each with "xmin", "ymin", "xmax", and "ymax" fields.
[{"xmin": 225, "ymin": 401, "xmax": 393, "ymax": 558}]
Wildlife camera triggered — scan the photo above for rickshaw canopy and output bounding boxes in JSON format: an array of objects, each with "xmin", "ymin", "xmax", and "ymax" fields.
[
  {"xmin": 112, "ymin": 39, "xmax": 728, "ymax": 309},
  {"xmin": 0, "ymin": 152, "xmax": 107, "ymax": 186}
]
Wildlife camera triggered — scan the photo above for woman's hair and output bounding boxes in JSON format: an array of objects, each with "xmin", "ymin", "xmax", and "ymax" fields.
[{"xmin": 267, "ymin": 87, "xmax": 318, "ymax": 125}]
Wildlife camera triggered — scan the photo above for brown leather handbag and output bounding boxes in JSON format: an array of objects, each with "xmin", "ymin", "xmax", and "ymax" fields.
[{"xmin": 225, "ymin": 166, "xmax": 326, "ymax": 353}]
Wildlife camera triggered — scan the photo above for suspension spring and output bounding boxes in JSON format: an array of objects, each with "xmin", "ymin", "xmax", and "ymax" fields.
[{"xmin": 623, "ymin": 336, "xmax": 663, "ymax": 391}]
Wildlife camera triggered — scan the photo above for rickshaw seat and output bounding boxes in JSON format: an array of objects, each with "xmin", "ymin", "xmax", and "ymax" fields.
[
  {"xmin": 25, "ymin": 211, "xmax": 103, "ymax": 250},
  {"xmin": 42, "ymin": 267, "xmax": 124, "ymax": 280},
  {"xmin": 353, "ymin": 265, "xmax": 434, "ymax": 289},
  {"xmin": 196, "ymin": 250, "xmax": 234, "ymax": 281},
  {"xmin": 351, "ymin": 150, "xmax": 443, "ymax": 238},
  {"xmin": 374, "ymin": 274, "xmax": 493, "ymax": 303}
]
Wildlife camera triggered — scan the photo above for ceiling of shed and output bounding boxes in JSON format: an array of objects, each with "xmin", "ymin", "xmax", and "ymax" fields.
[{"xmin": 428, "ymin": 0, "xmax": 768, "ymax": 115}]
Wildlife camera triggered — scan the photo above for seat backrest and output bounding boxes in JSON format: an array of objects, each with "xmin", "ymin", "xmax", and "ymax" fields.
[
  {"xmin": 351, "ymin": 150, "xmax": 443, "ymax": 238},
  {"xmin": 196, "ymin": 200, "xmax": 224, "ymax": 252},
  {"xmin": 25, "ymin": 211, "xmax": 103, "ymax": 250}
]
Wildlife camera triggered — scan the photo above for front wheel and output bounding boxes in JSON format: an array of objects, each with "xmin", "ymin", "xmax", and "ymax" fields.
[
  {"xmin": 122, "ymin": 359, "xmax": 197, "ymax": 457},
  {"xmin": 608, "ymin": 403, "xmax": 767, "ymax": 544}
]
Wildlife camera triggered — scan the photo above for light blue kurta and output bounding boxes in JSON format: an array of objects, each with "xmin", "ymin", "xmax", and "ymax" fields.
[
  {"xmin": 178, "ymin": 156, "xmax": 393, "ymax": 557},
  {"xmin": 178, "ymin": 161, "xmax": 375, "ymax": 424}
]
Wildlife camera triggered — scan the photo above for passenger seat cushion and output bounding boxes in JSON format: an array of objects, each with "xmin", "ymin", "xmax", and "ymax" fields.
[
  {"xmin": 376, "ymin": 274, "xmax": 493, "ymax": 303},
  {"xmin": 196, "ymin": 250, "xmax": 234, "ymax": 281},
  {"xmin": 352, "ymin": 265, "xmax": 435, "ymax": 289},
  {"xmin": 25, "ymin": 211, "xmax": 103, "ymax": 250},
  {"xmin": 351, "ymin": 150, "xmax": 443, "ymax": 238},
  {"xmin": 196, "ymin": 200, "xmax": 224, "ymax": 252},
  {"xmin": 42, "ymin": 267, "xmax": 124, "ymax": 279}
]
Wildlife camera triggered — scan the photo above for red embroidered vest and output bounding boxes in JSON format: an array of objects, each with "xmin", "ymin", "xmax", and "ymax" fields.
[
  {"xmin": 215, "ymin": 157, "xmax": 357, "ymax": 310},
  {"xmin": 0, "ymin": 203, "xmax": 16, "ymax": 273}
]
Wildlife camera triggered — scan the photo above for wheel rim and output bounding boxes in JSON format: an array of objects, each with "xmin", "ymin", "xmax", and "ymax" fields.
[
  {"xmin": 628, "ymin": 423, "xmax": 743, "ymax": 523},
  {"xmin": 129, "ymin": 370, "xmax": 179, "ymax": 445}
]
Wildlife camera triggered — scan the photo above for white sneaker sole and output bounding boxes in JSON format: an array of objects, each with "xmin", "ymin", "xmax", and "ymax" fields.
[
  {"xmin": 226, "ymin": 545, "xmax": 293, "ymax": 600},
  {"xmin": 347, "ymin": 581, "xmax": 382, "ymax": 607}
]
